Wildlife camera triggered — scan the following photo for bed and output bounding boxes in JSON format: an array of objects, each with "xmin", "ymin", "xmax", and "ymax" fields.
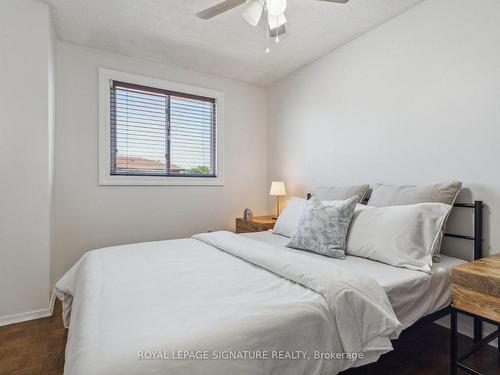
[
  {"xmin": 243, "ymin": 230, "xmax": 466, "ymax": 330},
  {"xmin": 55, "ymin": 199, "xmax": 484, "ymax": 375}
]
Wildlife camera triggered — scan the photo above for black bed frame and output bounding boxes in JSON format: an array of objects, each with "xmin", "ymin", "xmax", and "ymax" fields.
[
  {"xmin": 306, "ymin": 193, "xmax": 485, "ymax": 342},
  {"xmin": 424, "ymin": 201, "xmax": 484, "ymax": 343}
]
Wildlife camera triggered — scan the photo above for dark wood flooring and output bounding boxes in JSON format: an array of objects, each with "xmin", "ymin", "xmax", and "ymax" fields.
[
  {"xmin": 0, "ymin": 302, "xmax": 66, "ymax": 375},
  {"xmin": 0, "ymin": 301, "xmax": 498, "ymax": 374}
]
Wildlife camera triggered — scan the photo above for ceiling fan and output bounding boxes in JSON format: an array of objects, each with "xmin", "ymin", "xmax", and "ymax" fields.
[{"xmin": 197, "ymin": 0, "xmax": 350, "ymax": 52}]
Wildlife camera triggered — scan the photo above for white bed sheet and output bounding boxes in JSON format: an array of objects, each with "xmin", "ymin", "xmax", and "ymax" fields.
[
  {"xmin": 56, "ymin": 231, "xmax": 401, "ymax": 375},
  {"xmin": 242, "ymin": 231, "xmax": 466, "ymax": 329}
]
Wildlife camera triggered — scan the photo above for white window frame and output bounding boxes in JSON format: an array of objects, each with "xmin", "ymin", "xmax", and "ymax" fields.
[{"xmin": 98, "ymin": 68, "xmax": 224, "ymax": 186}]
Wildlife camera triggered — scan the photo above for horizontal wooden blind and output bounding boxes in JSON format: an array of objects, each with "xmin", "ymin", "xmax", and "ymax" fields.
[{"xmin": 110, "ymin": 80, "xmax": 216, "ymax": 177}]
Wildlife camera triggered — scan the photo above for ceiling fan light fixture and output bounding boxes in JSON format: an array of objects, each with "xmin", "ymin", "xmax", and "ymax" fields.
[
  {"xmin": 266, "ymin": 0, "xmax": 287, "ymax": 17},
  {"xmin": 196, "ymin": 0, "xmax": 351, "ymax": 55},
  {"xmin": 242, "ymin": 0, "xmax": 264, "ymax": 27},
  {"xmin": 267, "ymin": 13, "xmax": 286, "ymax": 30}
]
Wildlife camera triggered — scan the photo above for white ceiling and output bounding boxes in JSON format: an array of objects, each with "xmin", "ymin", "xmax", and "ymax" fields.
[{"xmin": 42, "ymin": 0, "xmax": 425, "ymax": 85}]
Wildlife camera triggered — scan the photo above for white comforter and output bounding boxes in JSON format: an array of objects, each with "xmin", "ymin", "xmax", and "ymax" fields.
[{"xmin": 55, "ymin": 231, "xmax": 401, "ymax": 375}]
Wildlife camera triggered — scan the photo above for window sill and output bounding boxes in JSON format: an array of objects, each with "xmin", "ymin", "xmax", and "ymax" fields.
[{"xmin": 99, "ymin": 174, "xmax": 224, "ymax": 186}]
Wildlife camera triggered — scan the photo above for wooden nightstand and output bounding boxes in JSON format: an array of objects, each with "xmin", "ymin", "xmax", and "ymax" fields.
[
  {"xmin": 450, "ymin": 254, "xmax": 500, "ymax": 375},
  {"xmin": 235, "ymin": 215, "xmax": 276, "ymax": 234}
]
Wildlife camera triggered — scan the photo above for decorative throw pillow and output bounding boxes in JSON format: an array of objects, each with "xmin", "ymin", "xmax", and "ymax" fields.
[{"xmin": 287, "ymin": 196, "xmax": 358, "ymax": 259}]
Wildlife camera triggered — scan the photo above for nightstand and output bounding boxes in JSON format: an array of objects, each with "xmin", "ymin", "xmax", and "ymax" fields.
[
  {"xmin": 235, "ymin": 215, "xmax": 276, "ymax": 234},
  {"xmin": 450, "ymin": 254, "xmax": 500, "ymax": 375}
]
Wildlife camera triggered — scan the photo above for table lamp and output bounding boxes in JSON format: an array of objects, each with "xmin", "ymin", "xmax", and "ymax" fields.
[{"xmin": 270, "ymin": 181, "xmax": 286, "ymax": 219}]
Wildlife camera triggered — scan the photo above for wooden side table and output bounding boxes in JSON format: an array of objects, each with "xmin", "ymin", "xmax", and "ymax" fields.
[
  {"xmin": 450, "ymin": 254, "xmax": 500, "ymax": 375},
  {"xmin": 235, "ymin": 216, "xmax": 276, "ymax": 234}
]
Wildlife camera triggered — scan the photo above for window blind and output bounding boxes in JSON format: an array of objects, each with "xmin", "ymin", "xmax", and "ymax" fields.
[{"xmin": 110, "ymin": 80, "xmax": 216, "ymax": 177}]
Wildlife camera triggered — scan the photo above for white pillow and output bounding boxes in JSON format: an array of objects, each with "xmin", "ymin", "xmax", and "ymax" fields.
[
  {"xmin": 313, "ymin": 185, "xmax": 370, "ymax": 203},
  {"xmin": 273, "ymin": 197, "xmax": 307, "ymax": 237},
  {"xmin": 367, "ymin": 181, "xmax": 462, "ymax": 260},
  {"xmin": 346, "ymin": 203, "xmax": 452, "ymax": 273}
]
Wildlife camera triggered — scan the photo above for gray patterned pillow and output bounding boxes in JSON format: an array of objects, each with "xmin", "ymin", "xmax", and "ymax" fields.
[{"xmin": 287, "ymin": 196, "xmax": 358, "ymax": 259}]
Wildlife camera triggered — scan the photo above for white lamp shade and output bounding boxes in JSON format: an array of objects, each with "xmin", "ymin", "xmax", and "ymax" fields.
[
  {"xmin": 266, "ymin": 0, "xmax": 287, "ymax": 17},
  {"xmin": 267, "ymin": 13, "xmax": 286, "ymax": 29},
  {"xmin": 270, "ymin": 181, "xmax": 286, "ymax": 196},
  {"xmin": 242, "ymin": 0, "xmax": 264, "ymax": 27}
]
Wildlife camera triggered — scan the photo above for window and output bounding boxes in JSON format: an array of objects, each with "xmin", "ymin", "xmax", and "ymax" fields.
[
  {"xmin": 99, "ymin": 69, "xmax": 223, "ymax": 185},
  {"xmin": 111, "ymin": 81, "xmax": 216, "ymax": 177}
]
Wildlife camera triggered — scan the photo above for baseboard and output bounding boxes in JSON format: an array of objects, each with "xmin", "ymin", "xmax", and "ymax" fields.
[
  {"xmin": 49, "ymin": 290, "xmax": 56, "ymax": 311},
  {"xmin": 0, "ymin": 291, "xmax": 56, "ymax": 327},
  {"xmin": 436, "ymin": 314, "xmax": 498, "ymax": 348}
]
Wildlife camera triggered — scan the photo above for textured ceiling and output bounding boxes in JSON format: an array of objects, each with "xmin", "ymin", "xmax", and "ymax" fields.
[{"xmin": 42, "ymin": 0, "xmax": 426, "ymax": 85}]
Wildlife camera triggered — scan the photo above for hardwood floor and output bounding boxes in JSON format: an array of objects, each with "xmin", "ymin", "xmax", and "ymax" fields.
[
  {"xmin": 0, "ymin": 301, "xmax": 498, "ymax": 375},
  {"xmin": 0, "ymin": 302, "xmax": 66, "ymax": 375}
]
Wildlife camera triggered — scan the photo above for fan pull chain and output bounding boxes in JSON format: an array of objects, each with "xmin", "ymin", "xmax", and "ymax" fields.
[
  {"xmin": 265, "ymin": 6, "xmax": 271, "ymax": 54},
  {"xmin": 274, "ymin": 12, "xmax": 280, "ymax": 44}
]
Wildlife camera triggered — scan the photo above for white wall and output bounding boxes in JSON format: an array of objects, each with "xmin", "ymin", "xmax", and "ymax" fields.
[
  {"xmin": 53, "ymin": 42, "xmax": 268, "ymax": 282},
  {"xmin": 268, "ymin": 0, "xmax": 500, "ymax": 257},
  {"xmin": 0, "ymin": 0, "xmax": 55, "ymax": 323}
]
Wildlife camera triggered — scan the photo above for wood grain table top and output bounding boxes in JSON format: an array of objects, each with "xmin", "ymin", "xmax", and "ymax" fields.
[
  {"xmin": 235, "ymin": 215, "xmax": 276, "ymax": 234},
  {"xmin": 451, "ymin": 254, "xmax": 500, "ymax": 323},
  {"xmin": 238, "ymin": 215, "xmax": 276, "ymax": 224}
]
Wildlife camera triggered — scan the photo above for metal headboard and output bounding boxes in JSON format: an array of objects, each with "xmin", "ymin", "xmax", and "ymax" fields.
[
  {"xmin": 306, "ymin": 193, "xmax": 484, "ymax": 261},
  {"xmin": 444, "ymin": 201, "xmax": 483, "ymax": 261}
]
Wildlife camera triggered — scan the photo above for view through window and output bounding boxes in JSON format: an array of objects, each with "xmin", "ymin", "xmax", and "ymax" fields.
[{"xmin": 110, "ymin": 80, "xmax": 217, "ymax": 177}]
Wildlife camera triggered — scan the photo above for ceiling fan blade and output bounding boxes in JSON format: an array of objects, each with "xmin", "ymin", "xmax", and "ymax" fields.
[
  {"xmin": 197, "ymin": 0, "xmax": 246, "ymax": 20},
  {"xmin": 316, "ymin": 0, "xmax": 350, "ymax": 3}
]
